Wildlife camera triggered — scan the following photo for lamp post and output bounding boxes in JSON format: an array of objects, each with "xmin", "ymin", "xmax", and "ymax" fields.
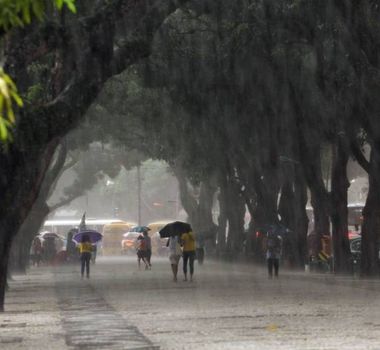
[{"xmin": 137, "ymin": 165, "xmax": 142, "ymax": 225}]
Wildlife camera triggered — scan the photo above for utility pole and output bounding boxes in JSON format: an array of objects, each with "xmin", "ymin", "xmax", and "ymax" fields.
[{"xmin": 137, "ymin": 165, "xmax": 142, "ymax": 225}]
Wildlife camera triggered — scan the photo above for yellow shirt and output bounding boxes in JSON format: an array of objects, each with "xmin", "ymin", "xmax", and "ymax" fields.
[
  {"xmin": 181, "ymin": 232, "xmax": 195, "ymax": 252},
  {"xmin": 78, "ymin": 242, "xmax": 92, "ymax": 253}
]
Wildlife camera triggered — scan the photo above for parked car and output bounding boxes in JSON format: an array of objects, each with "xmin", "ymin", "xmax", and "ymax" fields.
[
  {"xmin": 147, "ymin": 221, "xmax": 171, "ymax": 256},
  {"xmin": 349, "ymin": 236, "xmax": 380, "ymax": 274}
]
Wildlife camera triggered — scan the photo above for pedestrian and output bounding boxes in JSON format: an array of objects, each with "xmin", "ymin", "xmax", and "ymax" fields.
[
  {"xmin": 91, "ymin": 242, "xmax": 98, "ymax": 264},
  {"xmin": 42, "ymin": 237, "xmax": 57, "ymax": 264},
  {"xmin": 136, "ymin": 235, "xmax": 149, "ymax": 270},
  {"xmin": 196, "ymin": 234, "xmax": 205, "ymax": 265},
  {"xmin": 167, "ymin": 235, "xmax": 182, "ymax": 282},
  {"xmin": 181, "ymin": 230, "xmax": 196, "ymax": 281},
  {"xmin": 265, "ymin": 229, "xmax": 282, "ymax": 279},
  {"xmin": 78, "ymin": 234, "xmax": 92, "ymax": 279},
  {"xmin": 143, "ymin": 230, "xmax": 152, "ymax": 269},
  {"xmin": 66, "ymin": 229, "xmax": 78, "ymax": 263},
  {"xmin": 31, "ymin": 236, "xmax": 42, "ymax": 266}
]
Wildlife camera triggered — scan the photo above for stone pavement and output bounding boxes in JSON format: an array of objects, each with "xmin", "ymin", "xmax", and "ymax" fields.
[
  {"xmin": 2, "ymin": 257, "xmax": 380, "ymax": 349},
  {"xmin": 1, "ymin": 263, "xmax": 157, "ymax": 350}
]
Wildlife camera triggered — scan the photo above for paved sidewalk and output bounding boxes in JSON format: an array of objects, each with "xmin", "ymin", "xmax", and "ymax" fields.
[
  {"xmin": 1, "ymin": 265, "xmax": 157, "ymax": 350},
  {"xmin": 2, "ymin": 257, "xmax": 380, "ymax": 349},
  {"xmin": 0, "ymin": 268, "xmax": 66, "ymax": 349}
]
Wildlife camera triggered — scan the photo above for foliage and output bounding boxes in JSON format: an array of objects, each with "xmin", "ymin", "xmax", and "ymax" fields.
[
  {"xmin": 0, "ymin": 0, "xmax": 76, "ymax": 142},
  {"xmin": 0, "ymin": 0, "xmax": 76, "ymax": 30},
  {"xmin": 0, "ymin": 68, "xmax": 23, "ymax": 141}
]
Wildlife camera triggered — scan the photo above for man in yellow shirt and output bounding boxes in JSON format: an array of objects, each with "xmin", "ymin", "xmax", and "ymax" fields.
[
  {"xmin": 78, "ymin": 235, "xmax": 92, "ymax": 279},
  {"xmin": 181, "ymin": 231, "xmax": 196, "ymax": 281}
]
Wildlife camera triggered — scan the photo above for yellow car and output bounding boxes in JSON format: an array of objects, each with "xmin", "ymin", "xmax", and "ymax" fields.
[
  {"xmin": 147, "ymin": 220, "xmax": 171, "ymax": 255},
  {"xmin": 101, "ymin": 221, "xmax": 137, "ymax": 255}
]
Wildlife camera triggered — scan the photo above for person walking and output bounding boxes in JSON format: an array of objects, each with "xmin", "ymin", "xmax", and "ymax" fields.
[
  {"xmin": 78, "ymin": 235, "xmax": 92, "ymax": 279},
  {"xmin": 143, "ymin": 230, "xmax": 152, "ymax": 269},
  {"xmin": 136, "ymin": 235, "xmax": 149, "ymax": 270},
  {"xmin": 31, "ymin": 236, "xmax": 42, "ymax": 266},
  {"xmin": 181, "ymin": 230, "xmax": 196, "ymax": 281},
  {"xmin": 167, "ymin": 235, "xmax": 182, "ymax": 282},
  {"xmin": 66, "ymin": 229, "xmax": 78, "ymax": 263},
  {"xmin": 265, "ymin": 229, "xmax": 282, "ymax": 279}
]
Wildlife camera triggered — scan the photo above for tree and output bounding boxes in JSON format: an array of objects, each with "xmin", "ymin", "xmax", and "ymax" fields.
[{"xmin": 0, "ymin": 0, "xmax": 188, "ymax": 311}]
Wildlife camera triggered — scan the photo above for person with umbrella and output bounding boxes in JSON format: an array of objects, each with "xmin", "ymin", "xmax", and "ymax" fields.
[
  {"xmin": 31, "ymin": 236, "xmax": 42, "ymax": 266},
  {"xmin": 136, "ymin": 234, "xmax": 149, "ymax": 270},
  {"xmin": 72, "ymin": 229, "xmax": 103, "ymax": 277},
  {"xmin": 265, "ymin": 225, "xmax": 283, "ymax": 279},
  {"xmin": 167, "ymin": 234, "xmax": 182, "ymax": 282},
  {"xmin": 78, "ymin": 234, "xmax": 92, "ymax": 279},
  {"xmin": 142, "ymin": 229, "xmax": 152, "ymax": 269},
  {"xmin": 159, "ymin": 221, "xmax": 193, "ymax": 281}
]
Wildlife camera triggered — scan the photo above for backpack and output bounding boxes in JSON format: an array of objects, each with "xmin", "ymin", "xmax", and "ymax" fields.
[
  {"xmin": 267, "ymin": 232, "xmax": 281, "ymax": 253},
  {"xmin": 137, "ymin": 236, "xmax": 146, "ymax": 251}
]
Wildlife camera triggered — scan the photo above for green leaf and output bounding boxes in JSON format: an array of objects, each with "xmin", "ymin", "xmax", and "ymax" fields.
[
  {"xmin": 65, "ymin": 0, "xmax": 77, "ymax": 13},
  {"xmin": 55, "ymin": 0, "xmax": 64, "ymax": 10},
  {"xmin": 0, "ymin": 118, "xmax": 8, "ymax": 141},
  {"xmin": 22, "ymin": 4, "xmax": 31, "ymax": 24},
  {"xmin": 10, "ymin": 90, "xmax": 23, "ymax": 107}
]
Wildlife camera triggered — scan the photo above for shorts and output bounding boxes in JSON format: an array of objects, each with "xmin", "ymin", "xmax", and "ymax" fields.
[
  {"xmin": 137, "ymin": 250, "xmax": 146, "ymax": 259},
  {"xmin": 169, "ymin": 254, "xmax": 181, "ymax": 265}
]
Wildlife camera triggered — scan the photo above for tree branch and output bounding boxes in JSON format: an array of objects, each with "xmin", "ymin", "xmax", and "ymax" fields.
[{"xmin": 350, "ymin": 140, "xmax": 370, "ymax": 173}]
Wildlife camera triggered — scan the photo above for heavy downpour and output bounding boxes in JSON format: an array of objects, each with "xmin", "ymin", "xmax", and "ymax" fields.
[{"xmin": 1, "ymin": 1, "xmax": 380, "ymax": 349}]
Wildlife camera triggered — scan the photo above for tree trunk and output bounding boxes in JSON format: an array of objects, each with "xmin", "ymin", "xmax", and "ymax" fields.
[
  {"xmin": 216, "ymin": 176, "xmax": 227, "ymax": 253},
  {"xmin": 225, "ymin": 180, "xmax": 246, "ymax": 257},
  {"xmin": 361, "ymin": 147, "xmax": 380, "ymax": 276},
  {"xmin": 0, "ymin": 215, "xmax": 22, "ymax": 312},
  {"xmin": 305, "ymin": 146, "xmax": 330, "ymax": 255},
  {"xmin": 253, "ymin": 171, "xmax": 279, "ymax": 225},
  {"xmin": 294, "ymin": 168, "xmax": 309, "ymax": 267},
  {"xmin": 9, "ymin": 201, "xmax": 50, "ymax": 274},
  {"xmin": 197, "ymin": 180, "xmax": 217, "ymax": 231},
  {"xmin": 278, "ymin": 179, "xmax": 300, "ymax": 267},
  {"xmin": 330, "ymin": 139, "xmax": 351, "ymax": 273}
]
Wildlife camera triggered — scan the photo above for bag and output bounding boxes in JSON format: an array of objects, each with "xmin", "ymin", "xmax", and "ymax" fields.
[
  {"xmin": 267, "ymin": 233, "xmax": 281, "ymax": 253},
  {"xmin": 137, "ymin": 236, "xmax": 146, "ymax": 251},
  {"xmin": 175, "ymin": 242, "xmax": 182, "ymax": 256}
]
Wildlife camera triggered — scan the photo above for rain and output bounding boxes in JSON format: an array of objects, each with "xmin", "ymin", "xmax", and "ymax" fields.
[{"xmin": 1, "ymin": 1, "xmax": 380, "ymax": 349}]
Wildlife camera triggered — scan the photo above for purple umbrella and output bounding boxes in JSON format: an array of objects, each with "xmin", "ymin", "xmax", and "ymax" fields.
[{"xmin": 73, "ymin": 230, "xmax": 103, "ymax": 243}]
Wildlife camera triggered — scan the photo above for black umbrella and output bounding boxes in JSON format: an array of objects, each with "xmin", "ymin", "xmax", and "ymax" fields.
[
  {"xmin": 159, "ymin": 221, "xmax": 192, "ymax": 238},
  {"xmin": 259, "ymin": 223, "xmax": 290, "ymax": 237}
]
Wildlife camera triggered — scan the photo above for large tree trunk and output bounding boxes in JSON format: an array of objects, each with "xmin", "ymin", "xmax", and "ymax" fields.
[
  {"xmin": 278, "ymin": 179, "xmax": 300, "ymax": 267},
  {"xmin": 216, "ymin": 182, "xmax": 227, "ymax": 254},
  {"xmin": 303, "ymin": 145, "xmax": 330, "ymax": 255},
  {"xmin": 361, "ymin": 147, "xmax": 380, "ymax": 276},
  {"xmin": 225, "ymin": 180, "xmax": 246, "ymax": 257},
  {"xmin": 9, "ymin": 202, "xmax": 50, "ymax": 274},
  {"xmin": 0, "ymin": 141, "xmax": 58, "ymax": 311},
  {"xmin": 330, "ymin": 139, "xmax": 351, "ymax": 273},
  {"xmin": 252, "ymin": 170, "xmax": 279, "ymax": 225},
  {"xmin": 294, "ymin": 168, "xmax": 309, "ymax": 267},
  {"xmin": 197, "ymin": 180, "xmax": 217, "ymax": 231}
]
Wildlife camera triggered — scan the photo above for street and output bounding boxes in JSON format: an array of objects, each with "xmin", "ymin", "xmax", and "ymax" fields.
[{"xmin": 2, "ymin": 256, "xmax": 380, "ymax": 349}]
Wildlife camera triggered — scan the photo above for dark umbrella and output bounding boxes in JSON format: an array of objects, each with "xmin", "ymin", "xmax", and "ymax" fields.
[
  {"xmin": 73, "ymin": 230, "xmax": 103, "ymax": 243},
  {"xmin": 259, "ymin": 223, "xmax": 290, "ymax": 237},
  {"xmin": 159, "ymin": 221, "xmax": 192, "ymax": 238},
  {"xmin": 130, "ymin": 226, "xmax": 151, "ymax": 233}
]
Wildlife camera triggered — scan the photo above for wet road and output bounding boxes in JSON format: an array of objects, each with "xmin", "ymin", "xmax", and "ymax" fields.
[{"xmin": 2, "ymin": 256, "xmax": 380, "ymax": 349}]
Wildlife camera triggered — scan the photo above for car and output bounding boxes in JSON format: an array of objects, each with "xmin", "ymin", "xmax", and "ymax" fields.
[{"xmin": 121, "ymin": 232, "xmax": 140, "ymax": 254}]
